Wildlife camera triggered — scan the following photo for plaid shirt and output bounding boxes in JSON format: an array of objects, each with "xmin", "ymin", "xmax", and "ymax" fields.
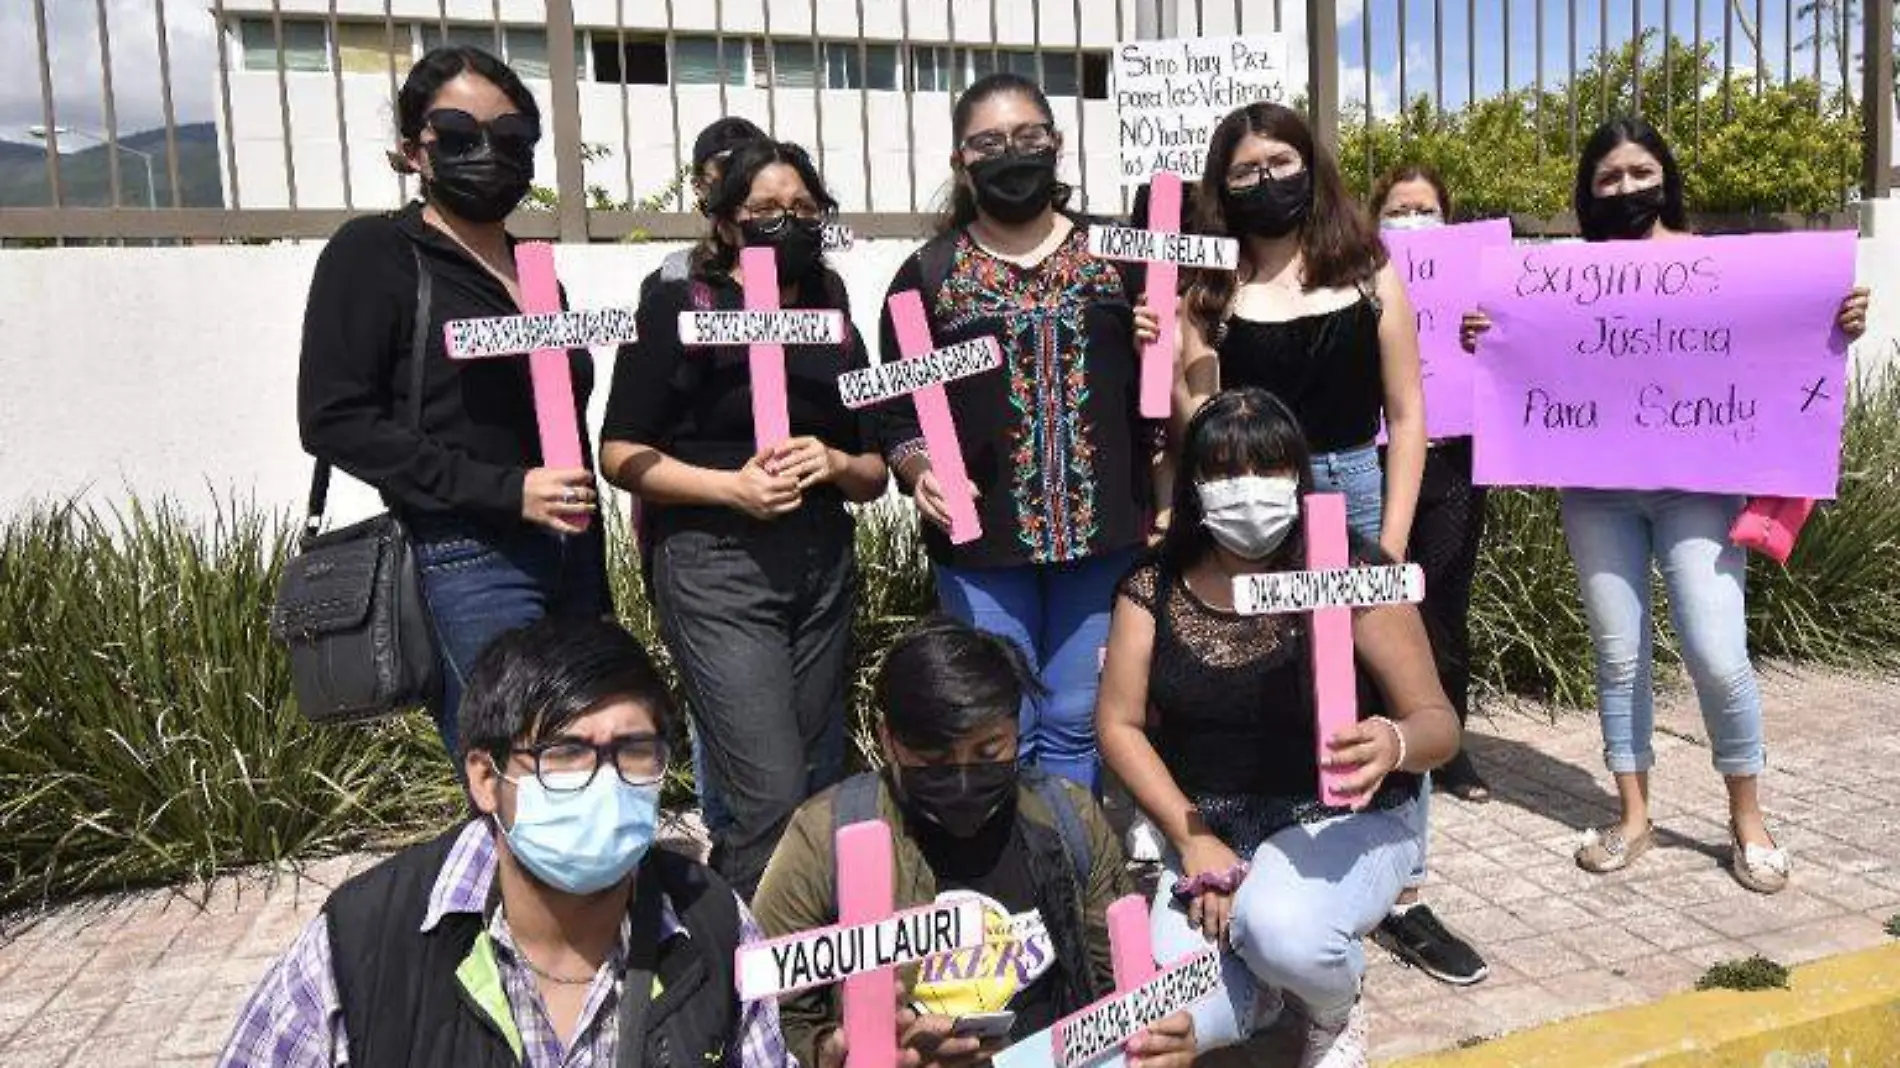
[{"xmin": 217, "ymin": 821, "xmax": 795, "ymax": 1068}]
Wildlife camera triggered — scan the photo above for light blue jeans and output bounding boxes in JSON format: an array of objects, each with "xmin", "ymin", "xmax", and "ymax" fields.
[
  {"xmin": 934, "ymin": 547, "xmax": 1140, "ymax": 792},
  {"xmin": 1309, "ymin": 443, "xmax": 1431, "ymax": 890},
  {"xmin": 1559, "ymin": 489, "xmax": 1765, "ymax": 776},
  {"xmin": 1150, "ymin": 802, "xmax": 1423, "ymax": 1036}
]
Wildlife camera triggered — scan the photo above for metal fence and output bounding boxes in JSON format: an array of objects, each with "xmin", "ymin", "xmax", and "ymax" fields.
[{"xmin": 2, "ymin": 0, "xmax": 1891, "ymax": 243}]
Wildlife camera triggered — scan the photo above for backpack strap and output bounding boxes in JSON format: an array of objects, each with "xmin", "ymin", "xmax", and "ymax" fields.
[
  {"xmin": 831, "ymin": 771, "xmax": 884, "ymax": 836},
  {"xmin": 1021, "ymin": 768, "xmax": 1092, "ymax": 892},
  {"xmin": 915, "ymin": 230, "xmax": 962, "ymax": 306},
  {"xmin": 303, "ymin": 246, "xmax": 432, "ymax": 541}
]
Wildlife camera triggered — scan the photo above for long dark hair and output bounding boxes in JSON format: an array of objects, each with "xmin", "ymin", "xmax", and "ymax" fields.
[
  {"xmin": 936, "ymin": 73, "xmax": 1073, "ymax": 234},
  {"xmin": 1574, "ymin": 117, "xmax": 1688, "ymax": 241},
  {"xmin": 391, "ymin": 46, "xmax": 539, "ymax": 171},
  {"xmin": 691, "ymin": 138, "xmax": 839, "ymax": 279},
  {"xmin": 1185, "ymin": 103, "xmax": 1386, "ymax": 334},
  {"xmin": 1371, "ymin": 162, "xmax": 1453, "ymax": 219},
  {"xmin": 1159, "ymin": 387, "xmax": 1316, "ymax": 574}
]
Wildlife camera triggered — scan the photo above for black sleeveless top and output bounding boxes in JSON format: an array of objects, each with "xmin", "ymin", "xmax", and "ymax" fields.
[
  {"xmin": 1216, "ymin": 296, "xmax": 1384, "ymax": 452},
  {"xmin": 1118, "ymin": 556, "xmax": 1415, "ymax": 854}
]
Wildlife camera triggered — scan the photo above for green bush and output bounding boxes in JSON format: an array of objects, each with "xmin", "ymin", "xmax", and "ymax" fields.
[{"xmin": 3, "ymin": 379, "xmax": 1897, "ymax": 911}]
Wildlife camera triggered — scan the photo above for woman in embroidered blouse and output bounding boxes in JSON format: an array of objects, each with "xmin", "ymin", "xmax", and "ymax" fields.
[
  {"xmin": 1096, "ymin": 387, "xmax": 1458, "ymax": 1068},
  {"xmin": 876, "ymin": 72, "xmax": 1160, "ymax": 791}
]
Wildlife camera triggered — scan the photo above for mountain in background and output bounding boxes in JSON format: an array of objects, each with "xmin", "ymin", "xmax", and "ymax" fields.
[{"xmin": 0, "ymin": 124, "xmax": 223, "ymax": 208}]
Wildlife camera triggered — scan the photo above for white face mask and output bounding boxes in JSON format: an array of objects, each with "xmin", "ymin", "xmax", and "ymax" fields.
[
  {"xmin": 1197, "ymin": 475, "xmax": 1300, "ymax": 560},
  {"xmin": 1381, "ymin": 211, "xmax": 1444, "ymax": 232}
]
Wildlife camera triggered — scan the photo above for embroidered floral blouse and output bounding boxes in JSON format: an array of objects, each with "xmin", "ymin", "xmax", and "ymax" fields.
[{"xmin": 876, "ymin": 223, "xmax": 1155, "ymax": 569}]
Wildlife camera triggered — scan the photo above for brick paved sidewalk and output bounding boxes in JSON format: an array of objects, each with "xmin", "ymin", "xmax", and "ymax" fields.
[{"xmin": 2, "ymin": 666, "xmax": 1897, "ymax": 1066}]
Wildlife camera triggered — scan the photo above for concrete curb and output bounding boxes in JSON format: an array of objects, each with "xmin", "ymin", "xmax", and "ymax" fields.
[{"xmin": 1386, "ymin": 943, "xmax": 1900, "ymax": 1068}]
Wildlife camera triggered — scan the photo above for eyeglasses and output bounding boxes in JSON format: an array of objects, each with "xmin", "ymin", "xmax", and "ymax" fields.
[
  {"xmin": 506, "ymin": 734, "xmax": 670, "ymax": 793},
  {"xmin": 1224, "ymin": 158, "xmax": 1304, "ymax": 190},
  {"xmin": 739, "ymin": 202, "xmax": 828, "ymax": 234},
  {"xmin": 959, "ymin": 122, "xmax": 1057, "ymax": 160},
  {"xmin": 425, "ymin": 108, "xmax": 540, "ymax": 161},
  {"xmin": 1382, "ymin": 205, "xmax": 1442, "ymax": 219}
]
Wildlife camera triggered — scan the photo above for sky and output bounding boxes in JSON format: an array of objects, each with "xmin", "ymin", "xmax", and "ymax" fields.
[{"xmin": 0, "ymin": 0, "xmax": 1863, "ymax": 146}]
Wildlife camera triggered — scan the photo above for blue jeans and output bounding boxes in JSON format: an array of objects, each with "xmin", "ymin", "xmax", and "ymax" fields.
[
  {"xmin": 1150, "ymin": 802, "xmax": 1423, "ymax": 1035},
  {"xmin": 934, "ymin": 547, "xmax": 1140, "ymax": 792},
  {"xmin": 412, "ymin": 515, "xmax": 610, "ymax": 760},
  {"xmin": 1309, "ymin": 443, "xmax": 1431, "ymax": 890},
  {"xmin": 1560, "ymin": 490, "xmax": 1764, "ymax": 777}
]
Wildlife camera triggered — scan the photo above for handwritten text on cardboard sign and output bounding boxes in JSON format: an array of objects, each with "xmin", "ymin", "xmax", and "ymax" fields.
[
  {"xmin": 1053, "ymin": 949, "xmax": 1221, "ymax": 1068},
  {"xmin": 679, "ymin": 310, "xmax": 848, "ymax": 347},
  {"xmin": 837, "ymin": 338, "xmax": 1004, "ymax": 410},
  {"xmin": 1231, "ymin": 564, "xmax": 1427, "ymax": 616},
  {"xmin": 444, "ymin": 307, "xmax": 640, "ymax": 360},
  {"xmin": 735, "ymin": 897, "xmax": 985, "ymax": 1001}
]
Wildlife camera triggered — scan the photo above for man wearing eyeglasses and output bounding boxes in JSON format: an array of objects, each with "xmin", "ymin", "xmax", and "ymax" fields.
[{"xmin": 218, "ymin": 617, "xmax": 792, "ymax": 1068}]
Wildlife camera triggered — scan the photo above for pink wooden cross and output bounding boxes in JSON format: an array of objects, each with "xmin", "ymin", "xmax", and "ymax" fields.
[
  {"xmin": 1085, "ymin": 172, "xmax": 1238, "ymax": 419},
  {"xmin": 731, "ymin": 820, "xmax": 984, "ymax": 1068},
  {"xmin": 676, "ymin": 246, "xmax": 848, "ymax": 453},
  {"xmin": 443, "ymin": 242, "xmax": 622, "ymax": 532},
  {"xmin": 857, "ymin": 290, "xmax": 1000, "ymax": 545},
  {"xmin": 1228, "ymin": 494, "xmax": 1427, "ymax": 807},
  {"xmin": 991, "ymin": 895, "xmax": 1221, "ymax": 1068}
]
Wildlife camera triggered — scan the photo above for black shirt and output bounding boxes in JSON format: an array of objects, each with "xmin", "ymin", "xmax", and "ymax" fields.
[
  {"xmin": 877, "ymin": 225, "xmax": 1157, "ymax": 570},
  {"xmin": 909, "ymin": 806, "xmax": 1062, "ymax": 1041},
  {"xmin": 1118, "ymin": 556, "xmax": 1417, "ymax": 852},
  {"xmin": 296, "ymin": 202, "xmax": 595, "ymax": 521},
  {"xmin": 601, "ymin": 268, "xmax": 875, "ymax": 480},
  {"xmin": 1217, "ymin": 298, "xmax": 1384, "ymax": 453}
]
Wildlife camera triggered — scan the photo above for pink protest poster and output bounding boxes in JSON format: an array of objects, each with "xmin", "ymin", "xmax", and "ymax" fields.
[
  {"xmin": 1382, "ymin": 219, "xmax": 1512, "ymax": 438},
  {"xmin": 1471, "ymin": 231, "xmax": 1857, "ymax": 498}
]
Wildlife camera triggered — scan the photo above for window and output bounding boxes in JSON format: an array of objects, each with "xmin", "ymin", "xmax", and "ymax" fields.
[
  {"xmin": 506, "ymin": 29, "xmax": 549, "ymax": 79},
  {"xmin": 1082, "ymin": 52, "xmax": 1109, "ymax": 99},
  {"xmin": 771, "ymin": 42, "xmax": 821, "ymax": 90},
  {"xmin": 908, "ymin": 46, "xmax": 953, "ymax": 92},
  {"xmin": 675, "ymin": 36, "xmax": 752, "ymax": 86},
  {"xmin": 419, "ymin": 23, "xmax": 500, "ymax": 54},
  {"xmin": 827, "ymin": 42, "xmax": 898, "ymax": 90},
  {"xmin": 1042, "ymin": 53, "xmax": 1078, "ymax": 97},
  {"xmin": 334, "ymin": 22, "xmax": 409, "ymax": 75},
  {"xmin": 240, "ymin": 18, "xmax": 329, "ymax": 73},
  {"xmin": 593, "ymin": 36, "xmax": 668, "ymax": 85}
]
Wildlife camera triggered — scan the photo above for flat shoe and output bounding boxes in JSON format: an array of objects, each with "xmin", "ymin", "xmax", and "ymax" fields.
[
  {"xmin": 1731, "ymin": 825, "xmax": 1790, "ymax": 894},
  {"xmin": 1575, "ymin": 823, "xmax": 1653, "ymax": 873}
]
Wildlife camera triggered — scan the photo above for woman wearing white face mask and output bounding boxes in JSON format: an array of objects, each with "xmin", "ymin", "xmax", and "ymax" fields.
[{"xmin": 1096, "ymin": 388, "xmax": 1459, "ymax": 1068}]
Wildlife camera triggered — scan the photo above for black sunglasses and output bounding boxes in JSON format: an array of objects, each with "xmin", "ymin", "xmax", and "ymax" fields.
[{"xmin": 425, "ymin": 108, "xmax": 540, "ymax": 161}]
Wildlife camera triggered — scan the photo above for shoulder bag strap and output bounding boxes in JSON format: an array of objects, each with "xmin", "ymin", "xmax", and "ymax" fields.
[
  {"xmin": 302, "ymin": 246, "xmax": 434, "ymax": 539},
  {"xmin": 614, "ymin": 864, "xmax": 668, "ymax": 1068}
]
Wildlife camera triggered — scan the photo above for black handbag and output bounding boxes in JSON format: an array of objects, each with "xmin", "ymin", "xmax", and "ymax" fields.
[{"xmin": 270, "ymin": 250, "xmax": 441, "ymax": 724}]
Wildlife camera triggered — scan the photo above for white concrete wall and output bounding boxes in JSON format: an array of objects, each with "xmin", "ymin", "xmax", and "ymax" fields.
[{"xmin": 1, "ymin": 224, "xmax": 1894, "ymax": 526}]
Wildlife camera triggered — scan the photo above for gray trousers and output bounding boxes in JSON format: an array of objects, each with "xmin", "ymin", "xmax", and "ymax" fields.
[{"xmin": 650, "ymin": 500, "xmax": 855, "ymax": 898}]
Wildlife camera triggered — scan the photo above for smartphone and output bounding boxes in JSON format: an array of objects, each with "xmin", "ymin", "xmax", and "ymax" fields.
[{"xmin": 950, "ymin": 1012, "xmax": 1017, "ymax": 1040}]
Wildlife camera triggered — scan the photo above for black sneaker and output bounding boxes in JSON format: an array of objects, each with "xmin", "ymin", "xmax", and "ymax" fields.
[{"xmin": 1372, "ymin": 905, "xmax": 1489, "ymax": 986}]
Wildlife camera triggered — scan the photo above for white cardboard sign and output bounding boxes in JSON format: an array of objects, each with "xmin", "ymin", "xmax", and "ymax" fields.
[
  {"xmin": 1087, "ymin": 226, "xmax": 1239, "ymax": 271},
  {"xmin": 1053, "ymin": 950, "xmax": 1222, "ymax": 1068},
  {"xmin": 735, "ymin": 897, "xmax": 986, "ymax": 1001},
  {"xmin": 823, "ymin": 223, "xmax": 856, "ymax": 252},
  {"xmin": 836, "ymin": 337, "xmax": 1004, "ymax": 409},
  {"xmin": 679, "ymin": 310, "xmax": 848, "ymax": 347},
  {"xmin": 1231, "ymin": 564, "xmax": 1427, "ymax": 616},
  {"xmin": 1113, "ymin": 34, "xmax": 1289, "ymax": 184},
  {"xmin": 445, "ymin": 307, "xmax": 640, "ymax": 360}
]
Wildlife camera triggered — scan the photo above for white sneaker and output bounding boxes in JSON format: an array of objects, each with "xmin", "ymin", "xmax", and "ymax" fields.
[
  {"xmin": 1125, "ymin": 813, "xmax": 1164, "ymax": 863},
  {"xmin": 1296, "ymin": 997, "xmax": 1368, "ymax": 1068}
]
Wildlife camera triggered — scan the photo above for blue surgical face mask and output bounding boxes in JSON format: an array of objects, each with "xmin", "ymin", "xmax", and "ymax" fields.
[{"xmin": 494, "ymin": 761, "xmax": 661, "ymax": 896}]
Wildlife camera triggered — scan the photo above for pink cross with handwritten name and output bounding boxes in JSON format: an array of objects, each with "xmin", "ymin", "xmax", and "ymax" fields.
[{"xmin": 880, "ymin": 290, "xmax": 993, "ymax": 545}]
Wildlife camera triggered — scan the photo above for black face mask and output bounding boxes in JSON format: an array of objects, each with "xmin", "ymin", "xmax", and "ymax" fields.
[
  {"xmin": 966, "ymin": 150, "xmax": 1060, "ymax": 225},
  {"xmin": 892, "ymin": 761, "xmax": 1018, "ymax": 838},
  {"xmin": 424, "ymin": 142, "xmax": 533, "ymax": 224},
  {"xmin": 1585, "ymin": 184, "xmax": 1667, "ymax": 241},
  {"xmin": 1222, "ymin": 170, "xmax": 1312, "ymax": 238},
  {"xmin": 739, "ymin": 216, "xmax": 825, "ymax": 286}
]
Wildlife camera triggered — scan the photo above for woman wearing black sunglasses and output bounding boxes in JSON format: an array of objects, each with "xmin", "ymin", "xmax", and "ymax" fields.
[
  {"xmin": 297, "ymin": 46, "xmax": 611, "ymax": 760},
  {"xmin": 600, "ymin": 139, "xmax": 886, "ymax": 898}
]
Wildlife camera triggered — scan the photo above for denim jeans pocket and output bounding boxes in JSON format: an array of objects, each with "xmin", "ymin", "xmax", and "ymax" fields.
[{"xmin": 415, "ymin": 535, "xmax": 498, "ymax": 573}]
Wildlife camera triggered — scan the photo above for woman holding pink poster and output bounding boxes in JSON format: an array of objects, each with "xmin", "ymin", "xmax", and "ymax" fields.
[{"xmin": 1462, "ymin": 117, "xmax": 1870, "ymax": 894}]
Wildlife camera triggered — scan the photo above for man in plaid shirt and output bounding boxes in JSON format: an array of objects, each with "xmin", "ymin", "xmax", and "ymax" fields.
[{"xmin": 219, "ymin": 618, "xmax": 794, "ymax": 1068}]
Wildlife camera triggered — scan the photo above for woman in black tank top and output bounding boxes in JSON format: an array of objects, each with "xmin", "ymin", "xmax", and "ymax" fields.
[
  {"xmin": 1097, "ymin": 388, "xmax": 1459, "ymax": 1067},
  {"xmin": 1171, "ymin": 103, "xmax": 1426, "ymax": 568}
]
